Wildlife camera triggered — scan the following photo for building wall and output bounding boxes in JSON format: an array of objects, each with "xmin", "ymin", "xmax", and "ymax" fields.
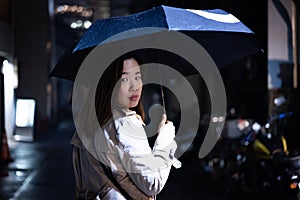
[
  {"xmin": 0, "ymin": 0, "xmax": 12, "ymax": 54},
  {"xmin": 14, "ymin": 0, "xmax": 51, "ymax": 127},
  {"xmin": 268, "ymin": 0, "xmax": 300, "ymax": 153},
  {"xmin": 0, "ymin": 0, "xmax": 16, "ymax": 137},
  {"xmin": 268, "ymin": 0, "xmax": 292, "ymax": 89},
  {"xmin": 0, "ymin": 20, "xmax": 12, "ymax": 54}
]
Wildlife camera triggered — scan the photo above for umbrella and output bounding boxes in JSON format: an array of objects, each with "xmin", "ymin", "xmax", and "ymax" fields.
[
  {"xmin": 49, "ymin": 5, "xmax": 263, "ymax": 81},
  {"xmin": 49, "ymin": 5, "xmax": 264, "ymax": 159}
]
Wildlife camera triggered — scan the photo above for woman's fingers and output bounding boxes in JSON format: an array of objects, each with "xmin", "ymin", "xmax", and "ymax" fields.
[
  {"xmin": 158, "ymin": 114, "xmax": 166, "ymax": 132},
  {"xmin": 161, "ymin": 114, "xmax": 167, "ymax": 123}
]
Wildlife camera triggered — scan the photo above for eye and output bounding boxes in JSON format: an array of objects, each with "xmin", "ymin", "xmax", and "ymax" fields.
[
  {"xmin": 135, "ymin": 75, "xmax": 141, "ymax": 81},
  {"xmin": 121, "ymin": 77, "xmax": 128, "ymax": 82}
]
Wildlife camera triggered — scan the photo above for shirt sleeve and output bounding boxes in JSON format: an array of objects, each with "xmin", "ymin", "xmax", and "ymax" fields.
[{"xmin": 114, "ymin": 115, "xmax": 178, "ymax": 196}]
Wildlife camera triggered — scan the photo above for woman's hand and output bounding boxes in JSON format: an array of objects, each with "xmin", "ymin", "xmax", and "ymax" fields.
[
  {"xmin": 153, "ymin": 114, "xmax": 178, "ymax": 166},
  {"xmin": 158, "ymin": 114, "xmax": 167, "ymax": 132},
  {"xmin": 157, "ymin": 114, "xmax": 175, "ymax": 140}
]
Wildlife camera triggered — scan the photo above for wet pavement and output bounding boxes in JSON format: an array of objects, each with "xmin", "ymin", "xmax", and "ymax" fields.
[
  {"xmin": 0, "ymin": 117, "xmax": 76, "ymax": 200},
  {"xmin": 1, "ymin": 115, "xmax": 295, "ymax": 200}
]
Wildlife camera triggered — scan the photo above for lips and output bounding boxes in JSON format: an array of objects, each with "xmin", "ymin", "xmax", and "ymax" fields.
[{"xmin": 130, "ymin": 95, "xmax": 139, "ymax": 101}]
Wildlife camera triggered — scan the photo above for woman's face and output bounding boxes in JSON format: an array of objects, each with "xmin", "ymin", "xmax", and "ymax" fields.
[{"xmin": 115, "ymin": 58, "xmax": 142, "ymax": 110}]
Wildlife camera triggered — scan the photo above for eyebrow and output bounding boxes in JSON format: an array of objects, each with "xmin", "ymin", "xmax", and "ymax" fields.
[{"xmin": 122, "ymin": 71, "xmax": 141, "ymax": 75}]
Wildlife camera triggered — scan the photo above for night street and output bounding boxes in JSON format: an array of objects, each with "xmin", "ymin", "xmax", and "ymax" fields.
[{"xmin": 0, "ymin": 0, "xmax": 300, "ymax": 200}]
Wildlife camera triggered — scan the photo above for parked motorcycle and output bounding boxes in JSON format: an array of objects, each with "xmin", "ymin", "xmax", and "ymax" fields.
[
  {"xmin": 238, "ymin": 112, "xmax": 300, "ymax": 200},
  {"xmin": 203, "ymin": 111, "xmax": 300, "ymax": 200}
]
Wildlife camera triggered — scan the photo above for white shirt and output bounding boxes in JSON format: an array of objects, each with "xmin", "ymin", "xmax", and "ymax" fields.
[
  {"xmin": 112, "ymin": 110, "xmax": 180, "ymax": 196},
  {"xmin": 77, "ymin": 108, "xmax": 181, "ymax": 197}
]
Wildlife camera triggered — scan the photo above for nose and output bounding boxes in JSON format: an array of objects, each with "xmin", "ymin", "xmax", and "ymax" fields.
[{"xmin": 129, "ymin": 79, "xmax": 141, "ymax": 91}]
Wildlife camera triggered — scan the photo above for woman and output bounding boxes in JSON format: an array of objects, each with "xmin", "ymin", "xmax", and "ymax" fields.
[{"xmin": 70, "ymin": 51, "xmax": 179, "ymax": 200}]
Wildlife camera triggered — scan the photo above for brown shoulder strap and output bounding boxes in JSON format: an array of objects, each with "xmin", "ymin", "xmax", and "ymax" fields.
[
  {"xmin": 100, "ymin": 162, "xmax": 134, "ymax": 200},
  {"xmin": 101, "ymin": 118, "xmax": 153, "ymax": 200}
]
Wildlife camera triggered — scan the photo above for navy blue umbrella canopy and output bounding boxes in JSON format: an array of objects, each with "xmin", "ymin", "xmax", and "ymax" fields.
[{"xmin": 50, "ymin": 5, "xmax": 263, "ymax": 81}]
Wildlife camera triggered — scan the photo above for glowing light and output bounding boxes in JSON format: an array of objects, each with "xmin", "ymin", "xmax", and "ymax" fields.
[
  {"xmin": 55, "ymin": 4, "xmax": 93, "ymax": 17},
  {"xmin": 15, "ymin": 99, "xmax": 36, "ymax": 127},
  {"xmin": 290, "ymin": 182, "xmax": 298, "ymax": 189},
  {"xmin": 252, "ymin": 122, "xmax": 261, "ymax": 132},
  {"xmin": 70, "ymin": 20, "xmax": 92, "ymax": 29},
  {"xmin": 2, "ymin": 59, "xmax": 17, "ymax": 136},
  {"xmin": 83, "ymin": 20, "xmax": 92, "ymax": 29}
]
